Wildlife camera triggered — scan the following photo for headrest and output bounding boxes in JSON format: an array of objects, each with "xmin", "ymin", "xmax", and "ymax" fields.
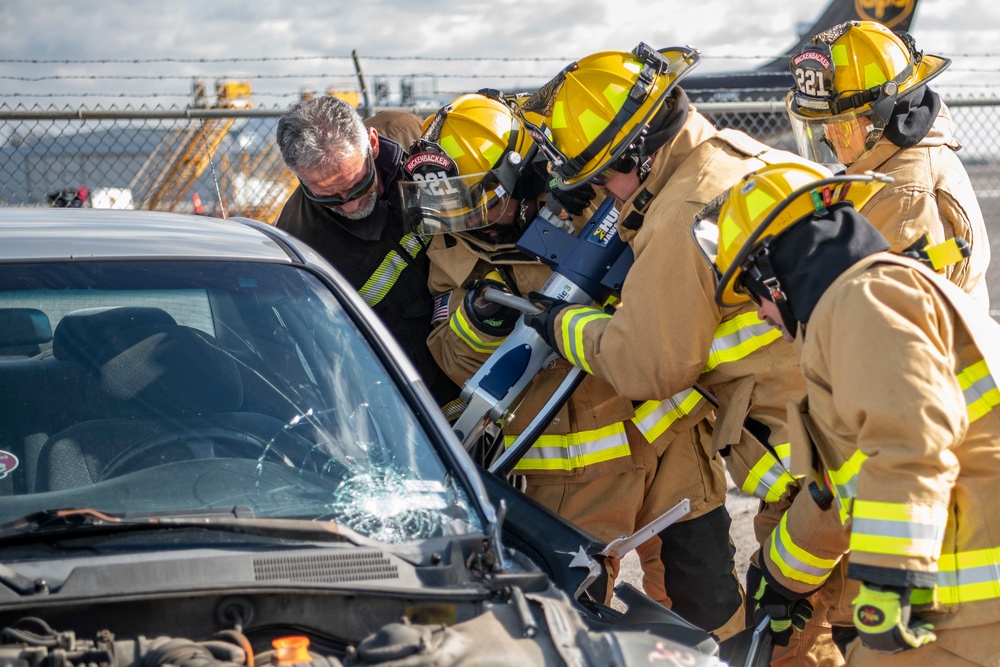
[
  {"xmin": 0, "ymin": 308, "xmax": 52, "ymax": 346},
  {"xmin": 87, "ymin": 324, "xmax": 243, "ymax": 418},
  {"xmin": 53, "ymin": 307, "xmax": 177, "ymax": 367}
]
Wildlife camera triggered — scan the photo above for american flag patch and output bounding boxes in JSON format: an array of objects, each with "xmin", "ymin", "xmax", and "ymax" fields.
[{"xmin": 432, "ymin": 291, "xmax": 452, "ymax": 324}]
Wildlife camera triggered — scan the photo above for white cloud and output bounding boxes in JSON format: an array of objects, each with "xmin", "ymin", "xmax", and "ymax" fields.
[{"xmin": 0, "ymin": 0, "xmax": 995, "ymax": 107}]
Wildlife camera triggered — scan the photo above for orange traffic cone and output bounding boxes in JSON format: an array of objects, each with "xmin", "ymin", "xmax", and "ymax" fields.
[{"xmin": 192, "ymin": 193, "xmax": 204, "ymax": 215}]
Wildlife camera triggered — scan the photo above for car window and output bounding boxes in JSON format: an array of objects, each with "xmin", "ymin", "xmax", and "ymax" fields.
[{"xmin": 0, "ymin": 260, "xmax": 483, "ymax": 543}]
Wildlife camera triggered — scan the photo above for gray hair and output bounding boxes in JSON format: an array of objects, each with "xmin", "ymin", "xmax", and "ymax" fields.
[{"xmin": 276, "ymin": 96, "xmax": 369, "ymax": 174}]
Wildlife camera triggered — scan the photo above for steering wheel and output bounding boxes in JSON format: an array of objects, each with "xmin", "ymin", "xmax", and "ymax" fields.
[{"xmin": 97, "ymin": 426, "xmax": 296, "ymax": 482}]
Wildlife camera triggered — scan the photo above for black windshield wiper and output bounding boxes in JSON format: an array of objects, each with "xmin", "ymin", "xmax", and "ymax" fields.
[{"xmin": 0, "ymin": 507, "xmax": 371, "ymax": 548}]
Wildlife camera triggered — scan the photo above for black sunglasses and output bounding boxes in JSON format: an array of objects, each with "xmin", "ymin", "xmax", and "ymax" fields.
[{"xmin": 299, "ymin": 150, "xmax": 377, "ymax": 206}]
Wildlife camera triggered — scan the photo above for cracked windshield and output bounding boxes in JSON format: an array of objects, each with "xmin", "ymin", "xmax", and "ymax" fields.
[{"xmin": 0, "ymin": 260, "xmax": 482, "ymax": 542}]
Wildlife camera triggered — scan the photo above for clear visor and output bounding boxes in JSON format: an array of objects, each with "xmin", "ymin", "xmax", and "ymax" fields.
[
  {"xmin": 399, "ymin": 172, "xmax": 504, "ymax": 235},
  {"xmin": 690, "ymin": 216, "xmax": 723, "ymax": 284},
  {"xmin": 787, "ymin": 91, "xmax": 887, "ymax": 166}
]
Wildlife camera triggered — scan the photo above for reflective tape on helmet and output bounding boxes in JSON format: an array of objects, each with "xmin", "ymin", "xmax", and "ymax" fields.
[
  {"xmin": 632, "ymin": 389, "xmax": 705, "ymax": 443},
  {"xmin": 849, "ymin": 500, "xmax": 948, "ymax": 559},
  {"xmin": 702, "ymin": 311, "xmax": 784, "ymax": 373},
  {"xmin": 449, "ymin": 307, "xmax": 503, "ymax": 354},
  {"xmin": 769, "ymin": 512, "xmax": 839, "ymax": 587},
  {"xmin": 559, "ymin": 305, "xmax": 613, "ymax": 375},
  {"xmin": 509, "ymin": 422, "xmax": 631, "ymax": 471},
  {"xmin": 742, "ymin": 447, "xmax": 797, "ymax": 503},
  {"xmin": 357, "ymin": 232, "xmax": 428, "ymax": 307},
  {"xmin": 958, "ymin": 360, "xmax": 999, "ymax": 424}
]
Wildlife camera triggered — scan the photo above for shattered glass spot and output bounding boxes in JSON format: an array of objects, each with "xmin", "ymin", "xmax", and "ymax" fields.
[{"xmin": 323, "ymin": 467, "xmax": 474, "ymax": 543}]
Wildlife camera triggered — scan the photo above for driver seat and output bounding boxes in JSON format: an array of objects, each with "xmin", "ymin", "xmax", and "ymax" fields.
[{"xmin": 36, "ymin": 321, "xmax": 285, "ymax": 492}]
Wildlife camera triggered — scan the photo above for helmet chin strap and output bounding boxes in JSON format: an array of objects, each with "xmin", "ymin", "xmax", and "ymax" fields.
[{"xmin": 743, "ymin": 239, "xmax": 799, "ymax": 339}]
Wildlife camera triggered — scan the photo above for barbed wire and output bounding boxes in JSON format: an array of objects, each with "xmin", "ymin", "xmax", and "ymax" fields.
[
  {"xmin": 0, "ymin": 72, "xmax": 563, "ymax": 83},
  {"xmin": 3, "ymin": 65, "xmax": 998, "ymax": 85},
  {"xmin": 1, "ymin": 52, "xmax": 998, "ymax": 66}
]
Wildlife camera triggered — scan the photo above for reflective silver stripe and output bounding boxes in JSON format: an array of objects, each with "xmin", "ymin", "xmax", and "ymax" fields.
[
  {"xmin": 561, "ymin": 307, "xmax": 610, "ymax": 374},
  {"xmin": 703, "ymin": 313, "xmax": 781, "ymax": 372},
  {"xmin": 851, "ymin": 518, "xmax": 942, "ymax": 541},
  {"xmin": 357, "ymin": 232, "xmax": 424, "ymax": 307},
  {"xmin": 399, "ymin": 232, "xmax": 426, "ymax": 258},
  {"xmin": 771, "ymin": 518, "xmax": 836, "ymax": 583},
  {"xmin": 631, "ymin": 389, "xmax": 704, "ymax": 443},
  {"xmin": 515, "ymin": 424, "xmax": 630, "ymax": 470},
  {"xmin": 937, "ymin": 563, "xmax": 1000, "ymax": 589},
  {"xmin": 743, "ymin": 452, "xmax": 795, "ymax": 503},
  {"xmin": 964, "ymin": 375, "xmax": 997, "ymax": 404}
]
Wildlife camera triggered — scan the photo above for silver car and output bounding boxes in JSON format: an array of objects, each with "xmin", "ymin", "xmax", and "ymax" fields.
[{"xmin": 0, "ymin": 209, "xmax": 739, "ymax": 667}]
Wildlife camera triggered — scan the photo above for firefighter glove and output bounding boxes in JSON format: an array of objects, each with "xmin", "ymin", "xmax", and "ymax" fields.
[
  {"xmin": 522, "ymin": 291, "xmax": 573, "ymax": 351},
  {"xmin": 752, "ymin": 572, "xmax": 813, "ymax": 646},
  {"xmin": 853, "ymin": 583, "xmax": 936, "ymax": 653},
  {"xmin": 463, "ymin": 275, "xmax": 518, "ymax": 338},
  {"xmin": 546, "ymin": 175, "xmax": 596, "ymax": 217}
]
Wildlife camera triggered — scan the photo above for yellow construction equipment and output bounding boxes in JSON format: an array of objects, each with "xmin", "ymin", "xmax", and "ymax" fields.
[{"xmin": 130, "ymin": 80, "xmax": 252, "ymax": 214}]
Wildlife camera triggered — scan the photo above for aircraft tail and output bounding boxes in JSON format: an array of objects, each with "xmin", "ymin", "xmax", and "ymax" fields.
[{"xmin": 758, "ymin": 0, "xmax": 921, "ymax": 71}]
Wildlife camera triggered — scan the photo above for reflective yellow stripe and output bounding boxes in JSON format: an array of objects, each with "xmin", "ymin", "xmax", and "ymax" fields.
[
  {"xmin": 631, "ymin": 389, "xmax": 705, "ymax": 443},
  {"xmin": 440, "ymin": 397, "xmax": 467, "ymax": 423},
  {"xmin": 703, "ymin": 312, "xmax": 783, "ymax": 373},
  {"xmin": 773, "ymin": 442, "xmax": 792, "ymax": 469},
  {"xmin": 357, "ymin": 232, "xmax": 425, "ymax": 307},
  {"xmin": 849, "ymin": 500, "xmax": 947, "ymax": 559},
  {"xmin": 560, "ymin": 306, "xmax": 612, "ymax": 375},
  {"xmin": 769, "ymin": 512, "xmax": 839, "ymax": 586},
  {"xmin": 742, "ymin": 447, "xmax": 796, "ymax": 502},
  {"xmin": 509, "ymin": 422, "xmax": 631, "ymax": 472},
  {"xmin": 449, "ymin": 308, "xmax": 501, "ymax": 354},
  {"xmin": 827, "ymin": 449, "xmax": 868, "ymax": 524},
  {"xmin": 934, "ymin": 546, "xmax": 1000, "ymax": 604},
  {"xmin": 957, "ymin": 360, "xmax": 999, "ymax": 424}
]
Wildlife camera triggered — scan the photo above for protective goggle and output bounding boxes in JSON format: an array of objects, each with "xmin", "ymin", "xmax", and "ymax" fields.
[{"xmin": 299, "ymin": 149, "xmax": 377, "ymax": 206}]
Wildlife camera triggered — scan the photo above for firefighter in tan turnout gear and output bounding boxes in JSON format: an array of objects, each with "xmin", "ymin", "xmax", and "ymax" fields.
[
  {"xmin": 786, "ymin": 20, "xmax": 991, "ymax": 307},
  {"xmin": 401, "ymin": 91, "xmax": 745, "ymax": 639},
  {"xmin": 696, "ymin": 160, "xmax": 1000, "ymax": 666},
  {"xmin": 515, "ymin": 43, "xmax": 846, "ymax": 666}
]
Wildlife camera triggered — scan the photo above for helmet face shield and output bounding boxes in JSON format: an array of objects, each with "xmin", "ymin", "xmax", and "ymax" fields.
[
  {"xmin": 399, "ymin": 171, "xmax": 503, "ymax": 235},
  {"xmin": 690, "ymin": 215, "xmax": 734, "ymax": 301},
  {"xmin": 787, "ymin": 92, "xmax": 887, "ymax": 165}
]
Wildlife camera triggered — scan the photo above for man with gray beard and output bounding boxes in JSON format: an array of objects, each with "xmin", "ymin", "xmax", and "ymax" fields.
[{"xmin": 276, "ymin": 97, "xmax": 463, "ymax": 417}]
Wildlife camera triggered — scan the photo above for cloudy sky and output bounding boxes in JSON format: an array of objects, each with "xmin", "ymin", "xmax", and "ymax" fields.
[{"xmin": 1, "ymin": 0, "xmax": 997, "ymax": 108}]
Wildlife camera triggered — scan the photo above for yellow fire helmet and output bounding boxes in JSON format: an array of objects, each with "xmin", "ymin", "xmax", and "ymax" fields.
[
  {"xmin": 691, "ymin": 162, "xmax": 891, "ymax": 307},
  {"xmin": 516, "ymin": 42, "xmax": 699, "ymax": 188},
  {"xmin": 399, "ymin": 91, "xmax": 536, "ymax": 235},
  {"xmin": 786, "ymin": 21, "xmax": 951, "ymax": 165}
]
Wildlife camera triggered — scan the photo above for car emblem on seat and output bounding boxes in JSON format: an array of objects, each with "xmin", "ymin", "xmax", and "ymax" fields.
[{"xmin": 0, "ymin": 451, "xmax": 19, "ymax": 479}]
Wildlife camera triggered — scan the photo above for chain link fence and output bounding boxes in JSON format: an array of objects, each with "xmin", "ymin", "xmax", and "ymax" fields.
[{"xmin": 0, "ymin": 96, "xmax": 997, "ymax": 306}]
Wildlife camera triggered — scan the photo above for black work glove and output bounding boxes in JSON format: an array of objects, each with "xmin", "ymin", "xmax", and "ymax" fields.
[
  {"xmin": 463, "ymin": 277, "xmax": 518, "ymax": 337},
  {"xmin": 521, "ymin": 291, "xmax": 573, "ymax": 350},
  {"xmin": 752, "ymin": 558, "xmax": 814, "ymax": 646},
  {"xmin": 853, "ymin": 583, "xmax": 936, "ymax": 653},
  {"xmin": 545, "ymin": 175, "xmax": 596, "ymax": 217}
]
